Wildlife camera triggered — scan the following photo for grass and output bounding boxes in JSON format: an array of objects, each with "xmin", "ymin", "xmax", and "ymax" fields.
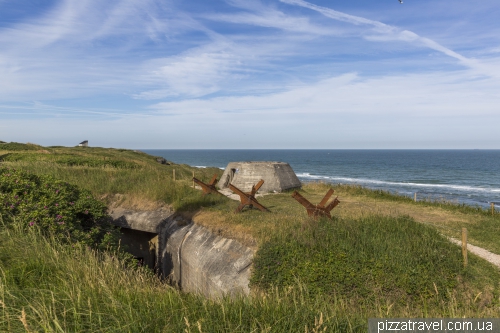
[
  {"xmin": 1, "ymin": 142, "xmax": 500, "ymax": 331},
  {"xmin": 0, "ymin": 144, "xmax": 224, "ymax": 211},
  {"xmin": 251, "ymin": 214, "xmax": 500, "ymax": 309},
  {"xmin": 190, "ymin": 182, "xmax": 500, "ymax": 254},
  {"xmin": 1, "ymin": 222, "xmax": 498, "ymax": 333},
  {"xmin": 0, "ymin": 223, "xmax": 371, "ymax": 332}
]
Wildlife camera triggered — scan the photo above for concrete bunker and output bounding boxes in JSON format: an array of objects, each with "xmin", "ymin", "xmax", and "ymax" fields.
[
  {"xmin": 109, "ymin": 208, "xmax": 253, "ymax": 298},
  {"xmin": 110, "ymin": 208, "xmax": 169, "ymax": 270},
  {"xmin": 217, "ymin": 161, "xmax": 301, "ymax": 193}
]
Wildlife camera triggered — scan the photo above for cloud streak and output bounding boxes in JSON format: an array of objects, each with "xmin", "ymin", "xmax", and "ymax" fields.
[
  {"xmin": 280, "ymin": 0, "xmax": 478, "ymax": 69},
  {"xmin": 1, "ymin": 0, "xmax": 499, "ymax": 148}
]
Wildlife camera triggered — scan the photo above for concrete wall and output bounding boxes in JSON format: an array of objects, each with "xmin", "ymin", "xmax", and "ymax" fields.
[
  {"xmin": 111, "ymin": 209, "xmax": 254, "ymax": 299},
  {"xmin": 110, "ymin": 208, "xmax": 173, "ymax": 233},
  {"xmin": 160, "ymin": 217, "xmax": 253, "ymax": 298},
  {"xmin": 217, "ymin": 161, "xmax": 301, "ymax": 193}
]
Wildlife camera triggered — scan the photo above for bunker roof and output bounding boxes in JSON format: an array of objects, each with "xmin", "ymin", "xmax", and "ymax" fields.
[{"xmin": 217, "ymin": 161, "xmax": 301, "ymax": 193}]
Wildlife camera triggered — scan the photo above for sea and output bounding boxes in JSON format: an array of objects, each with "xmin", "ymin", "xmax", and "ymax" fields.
[{"xmin": 141, "ymin": 149, "xmax": 500, "ymax": 210}]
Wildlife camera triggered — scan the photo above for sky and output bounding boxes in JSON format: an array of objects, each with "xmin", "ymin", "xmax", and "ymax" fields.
[{"xmin": 0, "ymin": 0, "xmax": 499, "ymax": 149}]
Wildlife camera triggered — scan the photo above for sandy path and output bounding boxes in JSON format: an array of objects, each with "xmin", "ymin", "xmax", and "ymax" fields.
[{"xmin": 448, "ymin": 238, "xmax": 500, "ymax": 269}]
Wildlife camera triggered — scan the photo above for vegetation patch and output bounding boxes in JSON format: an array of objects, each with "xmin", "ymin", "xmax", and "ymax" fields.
[
  {"xmin": 0, "ymin": 142, "xmax": 41, "ymax": 151},
  {"xmin": 0, "ymin": 226, "xmax": 358, "ymax": 332},
  {"xmin": 0, "ymin": 152, "xmax": 140, "ymax": 169},
  {"xmin": 0, "ymin": 167, "xmax": 119, "ymax": 250},
  {"xmin": 0, "ymin": 145, "xmax": 224, "ymax": 210},
  {"xmin": 1, "ymin": 142, "xmax": 500, "ymax": 331},
  {"xmin": 330, "ymin": 182, "xmax": 496, "ymax": 217},
  {"xmin": 252, "ymin": 215, "xmax": 500, "ymax": 309}
]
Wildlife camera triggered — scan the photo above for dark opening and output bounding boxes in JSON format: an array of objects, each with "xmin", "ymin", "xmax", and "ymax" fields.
[
  {"xmin": 135, "ymin": 257, "xmax": 145, "ymax": 267},
  {"xmin": 224, "ymin": 168, "xmax": 237, "ymax": 187},
  {"xmin": 119, "ymin": 228, "xmax": 157, "ymax": 270}
]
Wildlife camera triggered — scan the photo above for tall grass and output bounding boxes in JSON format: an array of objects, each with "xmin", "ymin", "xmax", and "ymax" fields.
[
  {"xmin": 252, "ymin": 214, "xmax": 500, "ymax": 311},
  {"xmin": 2, "ymin": 221, "xmax": 499, "ymax": 333},
  {"xmin": 1, "ymin": 219, "xmax": 498, "ymax": 333},
  {"xmin": 0, "ymin": 223, "xmax": 366, "ymax": 332},
  {"xmin": 2, "ymin": 144, "xmax": 500, "ymax": 332},
  {"xmin": 0, "ymin": 146, "xmax": 223, "ymax": 210},
  {"xmin": 324, "ymin": 182, "xmax": 496, "ymax": 217}
]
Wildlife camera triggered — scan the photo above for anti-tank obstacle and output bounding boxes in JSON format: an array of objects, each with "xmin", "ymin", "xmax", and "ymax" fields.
[
  {"xmin": 292, "ymin": 189, "xmax": 340, "ymax": 219},
  {"xmin": 192, "ymin": 174, "xmax": 223, "ymax": 196},
  {"xmin": 229, "ymin": 179, "xmax": 270, "ymax": 213}
]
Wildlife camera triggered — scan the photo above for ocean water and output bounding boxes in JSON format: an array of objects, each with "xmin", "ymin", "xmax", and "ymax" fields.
[{"xmin": 141, "ymin": 149, "xmax": 500, "ymax": 209}]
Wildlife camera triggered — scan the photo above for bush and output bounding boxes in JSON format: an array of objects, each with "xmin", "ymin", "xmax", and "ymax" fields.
[{"xmin": 0, "ymin": 167, "xmax": 120, "ymax": 250}]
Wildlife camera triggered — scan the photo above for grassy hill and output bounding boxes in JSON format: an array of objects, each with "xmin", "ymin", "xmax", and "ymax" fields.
[
  {"xmin": 1, "ymin": 142, "xmax": 499, "ymax": 332},
  {"xmin": 0, "ymin": 142, "xmax": 224, "ymax": 211}
]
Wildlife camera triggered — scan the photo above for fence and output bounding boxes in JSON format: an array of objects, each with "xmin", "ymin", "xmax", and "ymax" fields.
[{"xmin": 340, "ymin": 196, "xmax": 500, "ymax": 269}]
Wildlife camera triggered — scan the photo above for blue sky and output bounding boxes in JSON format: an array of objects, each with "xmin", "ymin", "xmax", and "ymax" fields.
[{"xmin": 1, "ymin": 0, "xmax": 499, "ymax": 148}]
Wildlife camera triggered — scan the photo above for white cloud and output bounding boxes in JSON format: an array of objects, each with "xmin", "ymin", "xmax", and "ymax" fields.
[
  {"xmin": 150, "ymin": 70, "xmax": 500, "ymax": 118},
  {"xmin": 279, "ymin": 0, "xmax": 484, "ymax": 71},
  {"xmin": 1, "ymin": 0, "xmax": 499, "ymax": 148},
  {"xmin": 135, "ymin": 45, "xmax": 240, "ymax": 99},
  {"xmin": 205, "ymin": 6, "xmax": 332, "ymax": 36}
]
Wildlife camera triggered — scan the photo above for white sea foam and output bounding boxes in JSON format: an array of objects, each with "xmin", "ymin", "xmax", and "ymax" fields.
[
  {"xmin": 195, "ymin": 166, "xmax": 226, "ymax": 169},
  {"xmin": 296, "ymin": 173, "xmax": 500, "ymax": 194}
]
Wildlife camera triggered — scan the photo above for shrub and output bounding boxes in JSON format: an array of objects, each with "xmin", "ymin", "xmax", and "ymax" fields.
[
  {"xmin": 0, "ymin": 167, "xmax": 120, "ymax": 250},
  {"xmin": 0, "ymin": 142, "xmax": 39, "ymax": 150}
]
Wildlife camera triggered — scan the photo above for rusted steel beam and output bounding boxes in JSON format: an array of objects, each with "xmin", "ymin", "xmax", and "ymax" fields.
[
  {"xmin": 229, "ymin": 179, "xmax": 270, "ymax": 213},
  {"xmin": 192, "ymin": 174, "xmax": 222, "ymax": 195},
  {"xmin": 292, "ymin": 189, "xmax": 340, "ymax": 219}
]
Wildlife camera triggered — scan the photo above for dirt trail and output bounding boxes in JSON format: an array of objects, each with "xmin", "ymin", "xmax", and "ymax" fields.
[
  {"xmin": 337, "ymin": 195, "xmax": 500, "ymax": 269},
  {"xmin": 448, "ymin": 238, "xmax": 500, "ymax": 269}
]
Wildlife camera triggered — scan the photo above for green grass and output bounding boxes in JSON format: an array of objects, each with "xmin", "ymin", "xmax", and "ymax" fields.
[
  {"xmin": 1, "ymin": 222, "xmax": 498, "ymax": 333},
  {"xmin": 0, "ymin": 145, "xmax": 223, "ymax": 211},
  {"xmin": 252, "ymin": 215, "xmax": 500, "ymax": 310},
  {"xmin": 0, "ymin": 142, "xmax": 41, "ymax": 151},
  {"xmin": 1, "ymin": 142, "xmax": 500, "ymax": 331},
  {"xmin": 329, "ymin": 183, "xmax": 496, "ymax": 217},
  {"xmin": 0, "ymin": 223, "xmax": 366, "ymax": 332}
]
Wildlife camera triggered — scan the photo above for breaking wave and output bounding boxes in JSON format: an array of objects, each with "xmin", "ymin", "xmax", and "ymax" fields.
[{"xmin": 296, "ymin": 173, "xmax": 500, "ymax": 194}]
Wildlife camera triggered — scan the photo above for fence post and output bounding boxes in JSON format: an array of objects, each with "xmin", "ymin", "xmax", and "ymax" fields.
[
  {"xmin": 462, "ymin": 228, "xmax": 468, "ymax": 268},
  {"xmin": 492, "ymin": 203, "xmax": 495, "ymax": 216},
  {"xmin": 192, "ymin": 171, "xmax": 195, "ymax": 188},
  {"xmin": 173, "ymin": 169, "xmax": 176, "ymax": 181},
  {"xmin": 414, "ymin": 193, "xmax": 417, "ymax": 202}
]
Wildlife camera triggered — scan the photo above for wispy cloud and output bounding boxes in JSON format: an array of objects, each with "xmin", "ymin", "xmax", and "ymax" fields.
[
  {"xmin": 204, "ymin": 1, "xmax": 332, "ymax": 36},
  {"xmin": 1, "ymin": 0, "xmax": 499, "ymax": 148},
  {"xmin": 134, "ymin": 41, "xmax": 242, "ymax": 99},
  {"xmin": 279, "ymin": 0, "xmax": 479, "ymax": 69},
  {"xmin": 150, "ymin": 69, "xmax": 500, "ymax": 118}
]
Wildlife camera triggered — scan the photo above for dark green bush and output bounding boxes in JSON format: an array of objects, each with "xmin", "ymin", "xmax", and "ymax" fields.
[{"xmin": 0, "ymin": 167, "xmax": 120, "ymax": 250}]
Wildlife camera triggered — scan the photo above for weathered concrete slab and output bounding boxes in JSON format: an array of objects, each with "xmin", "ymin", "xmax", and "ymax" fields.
[
  {"xmin": 160, "ymin": 217, "xmax": 254, "ymax": 298},
  {"xmin": 109, "ymin": 208, "xmax": 173, "ymax": 233},
  {"xmin": 110, "ymin": 208, "xmax": 253, "ymax": 298},
  {"xmin": 217, "ymin": 161, "xmax": 301, "ymax": 193}
]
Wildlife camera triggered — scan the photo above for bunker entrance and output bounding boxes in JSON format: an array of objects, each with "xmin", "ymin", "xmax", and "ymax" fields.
[
  {"xmin": 119, "ymin": 228, "xmax": 157, "ymax": 270},
  {"xmin": 223, "ymin": 168, "xmax": 237, "ymax": 187}
]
